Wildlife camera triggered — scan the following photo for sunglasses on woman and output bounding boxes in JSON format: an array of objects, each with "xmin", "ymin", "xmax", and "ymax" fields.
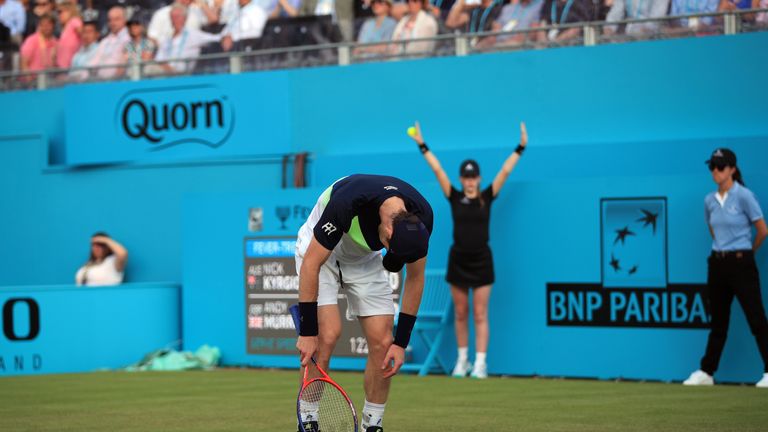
[{"xmin": 708, "ymin": 162, "xmax": 728, "ymax": 172}]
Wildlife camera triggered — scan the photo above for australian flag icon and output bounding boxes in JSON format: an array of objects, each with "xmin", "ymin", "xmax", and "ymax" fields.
[{"xmin": 601, "ymin": 198, "xmax": 667, "ymax": 288}]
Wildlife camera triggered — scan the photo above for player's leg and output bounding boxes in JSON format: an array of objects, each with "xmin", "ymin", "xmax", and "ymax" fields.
[
  {"xmin": 450, "ymin": 285, "xmax": 471, "ymax": 377},
  {"xmin": 358, "ymin": 314, "xmax": 394, "ymax": 431},
  {"xmin": 471, "ymin": 284, "xmax": 492, "ymax": 378}
]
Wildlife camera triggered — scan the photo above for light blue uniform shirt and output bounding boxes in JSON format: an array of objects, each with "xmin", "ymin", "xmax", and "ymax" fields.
[{"xmin": 705, "ymin": 182, "xmax": 764, "ymax": 251}]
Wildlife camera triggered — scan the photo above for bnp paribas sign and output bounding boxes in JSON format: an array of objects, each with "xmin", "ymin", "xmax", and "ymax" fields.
[{"xmin": 546, "ymin": 197, "xmax": 710, "ymax": 329}]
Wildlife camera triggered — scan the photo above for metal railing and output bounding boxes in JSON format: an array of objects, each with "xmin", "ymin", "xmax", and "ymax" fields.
[{"xmin": 1, "ymin": 8, "xmax": 766, "ymax": 92}]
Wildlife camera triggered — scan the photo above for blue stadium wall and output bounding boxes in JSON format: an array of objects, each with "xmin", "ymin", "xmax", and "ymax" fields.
[{"xmin": 1, "ymin": 32, "xmax": 767, "ymax": 381}]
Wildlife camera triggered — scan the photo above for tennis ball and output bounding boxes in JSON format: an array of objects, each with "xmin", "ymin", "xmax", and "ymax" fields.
[{"xmin": 407, "ymin": 127, "xmax": 417, "ymax": 137}]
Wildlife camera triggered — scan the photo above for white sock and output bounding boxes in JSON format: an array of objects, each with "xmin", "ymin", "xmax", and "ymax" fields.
[
  {"xmin": 361, "ymin": 400, "xmax": 386, "ymax": 429},
  {"xmin": 475, "ymin": 352, "xmax": 487, "ymax": 366},
  {"xmin": 457, "ymin": 347, "xmax": 469, "ymax": 364}
]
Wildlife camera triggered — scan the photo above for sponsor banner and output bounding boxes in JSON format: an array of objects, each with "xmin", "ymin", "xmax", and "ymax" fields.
[
  {"xmin": 0, "ymin": 284, "xmax": 179, "ymax": 376},
  {"xmin": 245, "ymin": 237, "xmax": 402, "ymax": 357},
  {"xmin": 546, "ymin": 197, "xmax": 710, "ymax": 329},
  {"xmin": 64, "ymin": 75, "xmax": 291, "ymax": 166}
]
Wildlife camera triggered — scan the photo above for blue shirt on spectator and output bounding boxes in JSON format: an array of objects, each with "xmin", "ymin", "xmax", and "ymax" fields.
[
  {"xmin": 357, "ymin": 16, "xmax": 396, "ymax": 44},
  {"xmin": 0, "ymin": 0, "xmax": 25, "ymax": 37},
  {"xmin": 671, "ymin": 0, "xmax": 719, "ymax": 25},
  {"xmin": 705, "ymin": 182, "xmax": 764, "ymax": 252}
]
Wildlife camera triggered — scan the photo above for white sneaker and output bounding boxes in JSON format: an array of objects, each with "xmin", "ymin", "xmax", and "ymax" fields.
[
  {"xmin": 452, "ymin": 360, "xmax": 471, "ymax": 377},
  {"xmin": 756, "ymin": 373, "xmax": 768, "ymax": 388},
  {"xmin": 683, "ymin": 370, "xmax": 714, "ymax": 386},
  {"xmin": 470, "ymin": 362, "xmax": 488, "ymax": 379}
]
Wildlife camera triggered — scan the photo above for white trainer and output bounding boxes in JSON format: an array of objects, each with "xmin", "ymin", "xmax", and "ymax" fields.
[
  {"xmin": 683, "ymin": 370, "xmax": 714, "ymax": 386},
  {"xmin": 452, "ymin": 360, "xmax": 471, "ymax": 378},
  {"xmin": 470, "ymin": 362, "xmax": 488, "ymax": 379},
  {"xmin": 756, "ymin": 373, "xmax": 768, "ymax": 388}
]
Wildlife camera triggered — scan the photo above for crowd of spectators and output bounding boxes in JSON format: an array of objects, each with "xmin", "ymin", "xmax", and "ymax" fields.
[{"xmin": 0, "ymin": 0, "xmax": 766, "ymax": 78}]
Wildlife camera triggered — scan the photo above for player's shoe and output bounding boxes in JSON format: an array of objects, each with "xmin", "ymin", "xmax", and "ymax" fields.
[
  {"xmin": 682, "ymin": 370, "xmax": 714, "ymax": 386},
  {"xmin": 298, "ymin": 421, "xmax": 320, "ymax": 432},
  {"xmin": 365, "ymin": 427, "xmax": 383, "ymax": 432},
  {"xmin": 756, "ymin": 373, "xmax": 768, "ymax": 388},
  {"xmin": 452, "ymin": 360, "xmax": 471, "ymax": 377},
  {"xmin": 470, "ymin": 362, "xmax": 488, "ymax": 379}
]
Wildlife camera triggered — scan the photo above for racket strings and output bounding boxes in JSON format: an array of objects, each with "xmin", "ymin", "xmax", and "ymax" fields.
[{"xmin": 300, "ymin": 380, "xmax": 356, "ymax": 432}]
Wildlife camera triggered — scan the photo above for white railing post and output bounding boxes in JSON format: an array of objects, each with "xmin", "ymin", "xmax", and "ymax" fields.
[
  {"xmin": 724, "ymin": 13, "xmax": 739, "ymax": 35},
  {"xmin": 129, "ymin": 62, "xmax": 141, "ymax": 81},
  {"xmin": 583, "ymin": 25, "xmax": 598, "ymax": 46},
  {"xmin": 338, "ymin": 45, "xmax": 351, "ymax": 66},
  {"xmin": 36, "ymin": 71, "xmax": 48, "ymax": 90},
  {"xmin": 455, "ymin": 35, "xmax": 469, "ymax": 57},
  {"xmin": 229, "ymin": 55, "xmax": 242, "ymax": 74}
]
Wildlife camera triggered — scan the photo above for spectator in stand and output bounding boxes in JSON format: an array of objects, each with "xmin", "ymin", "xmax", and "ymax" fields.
[
  {"xmin": 295, "ymin": 0, "xmax": 354, "ymax": 41},
  {"xmin": 605, "ymin": 0, "xmax": 669, "ymax": 36},
  {"xmin": 0, "ymin": 0, "xmax": 26, "ymax": 42},
  {"xmin": 537, "ymin": 0, "xmax": 592, "ymax": 43},
  {"xmin": 75, "ymin": 232, "xmax": 128, "ymax": 287},
  {"xmin": 354, "ymin": 0, "xmax": 396, "ymax": 58},
  {"xmin": 274, "ymin": 0, "xmax": 303, "ymax": 18},
  {"xmin": 491, "ymin": 0, "xmax": 543, "ymax": 47},
  {"xmin": 220, "ymin": 0, "xmax": 268, "ymax": 51},
  {"xmin": 68, "ymin": 20, "xmax": 99, "ymax": 80},
  {"xmin": 124, "ymin": 15, "xmax": 155, "ymax": 67},
  {"xmin": 756, "ymin": 0, "xmax": 768, "ymax": 25},
  {"xmin": 148, "ymin": 0, "xmax": 218, "ymax": 43},
  {"xmin": 20, "ymin": 12, "xmax": 56, "ymax": 73},
  {"xmin": 23, "ymin": 0, "xmax": 53, "ymax": 38},
  {"xmin": 208, "ymin": 0, "xmax": 240, "ymax": 25},
  {"xmin": 671, "ymin": 0, "xmax": 718, "ymax": 28},
  {"xmin": 56, "ymin": 1, "xmax": 82, "ymax": 68},
  {"xmin": 154, "ymin": 4, "xmax": 221, "ymax": 73},
  {"xmin": 390, "ymin": 0, "xmax": 438, "ymax": 56},
  {"xmin": 88, "ymin": 5, "xmax": 129, "ymax": 78},
  {"xmin": 446, "ymin": 0, "xmax": 505, "ymax": 48}
]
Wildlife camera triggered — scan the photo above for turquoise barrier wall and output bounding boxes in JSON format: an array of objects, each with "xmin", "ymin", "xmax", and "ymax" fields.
[
  {"xmin": 1, "ymin": 32, "xmax": 767, "ymax": 381},
  {"xmin": 0, "ymin": 283, "xmax": 180, "ymax": 376}
]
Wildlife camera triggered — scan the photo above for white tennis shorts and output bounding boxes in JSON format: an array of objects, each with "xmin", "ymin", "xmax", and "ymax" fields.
[{"xmin": 295, "ymin": 193, "xmax": 395, "ymax": 317}]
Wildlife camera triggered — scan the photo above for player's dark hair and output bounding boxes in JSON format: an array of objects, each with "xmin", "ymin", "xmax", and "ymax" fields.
[{"xmin": 392, "ymin": 210, "xmax": 417, "ymax": 226}]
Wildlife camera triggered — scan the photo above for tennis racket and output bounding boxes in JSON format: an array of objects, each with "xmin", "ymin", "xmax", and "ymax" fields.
[{"xmin": 289, "ymin": 304, "xmax": 358, "ymax": 432}]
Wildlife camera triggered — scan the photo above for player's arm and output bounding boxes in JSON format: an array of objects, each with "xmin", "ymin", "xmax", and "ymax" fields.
[
  {"xmin": 754, "ymin": 219, "xmax": 767, "ymax": 252},
  {"xmin": 296, "ymin": 236, "xmax": 333, "ymax": 366},
  {"xmin": 492, "ymin": 121, "xmax": 527, "ymax": 197},
  {"xmin": 382, "ymin": 257, "xmax": 426, "ymax": 378},
  {"xmin": 410, "ymin": 121, "xmax": 452, "ymax": 198}
]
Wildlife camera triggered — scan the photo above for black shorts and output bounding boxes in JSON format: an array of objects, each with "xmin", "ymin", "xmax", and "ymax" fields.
[{"xmin": 446, "ymin": 246, "xmax": 494, "ymax": 288}]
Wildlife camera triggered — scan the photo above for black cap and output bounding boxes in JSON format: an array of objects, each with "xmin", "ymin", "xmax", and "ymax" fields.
[
  {"xmin": 459, "ymin": 159, "xmax": 480, "ymax": 177},
  {"xmin": 382, "ymin": 215, "xmax": 429, "ymax": 272},
  {"xmin": 705, "ymin": 148, "xmax": 737, "ymax": 168}
]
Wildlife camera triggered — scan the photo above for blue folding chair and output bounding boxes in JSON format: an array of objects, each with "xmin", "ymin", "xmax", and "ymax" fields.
[{"xmin": 399, "ymin": 269, "xmax": 453, "ymax": 376}]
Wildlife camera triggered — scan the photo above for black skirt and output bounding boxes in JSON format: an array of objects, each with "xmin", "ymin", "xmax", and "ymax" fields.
[{"xmin": 446, "ymin": 246, "xmax": 495, "ymax": 288}]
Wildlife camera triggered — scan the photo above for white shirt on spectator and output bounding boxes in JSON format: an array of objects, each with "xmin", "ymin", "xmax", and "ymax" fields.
[
  {"xmin": 88, "ymin": 27, "xmax": 130, "ymax": 78},
  {"xmin": 155, "ymin": 28, "xmax": 222, "ymax": 73},
  {"xmin": 606, "ymin": 0, "xmax": 670, "ymax": 34},
  {"xmin": 222, "ymin": 0, "xmax": 268, "ymax": 41},
  {"xmin": 0, "ymin": 0, "xmax": 25, "ymax": 37},
  {"xmin": 148, "ymin": 4, "xmax": 209, "ymax": 42},
  {"xmin": 212, "ymin": 0, "xmax": 240, "ymax": 24},
  {"xmin": 75, "ymin": 255, "xmax": 124, "ymax": 287}
]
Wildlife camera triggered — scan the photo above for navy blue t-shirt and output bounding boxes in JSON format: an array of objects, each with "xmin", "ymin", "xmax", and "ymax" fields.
[{"xmin": 313, "ymin": 174, "xmax": 434, "ymax": 252}]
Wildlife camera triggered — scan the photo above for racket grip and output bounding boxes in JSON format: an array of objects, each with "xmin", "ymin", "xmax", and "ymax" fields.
[{"xmin": 289, "ymin": 304, "xmax": 302, "ymax": 336}]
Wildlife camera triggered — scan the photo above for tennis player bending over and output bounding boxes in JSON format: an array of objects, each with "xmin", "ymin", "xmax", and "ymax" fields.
[{"xmin": 295, "ymin": 174, "xmax": 433, "ymax": 432}]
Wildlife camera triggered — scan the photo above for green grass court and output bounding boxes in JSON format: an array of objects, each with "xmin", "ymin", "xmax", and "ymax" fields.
[{"xmin": 2, "ymin": 369, "xmax": 767, "ymax": 431}]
